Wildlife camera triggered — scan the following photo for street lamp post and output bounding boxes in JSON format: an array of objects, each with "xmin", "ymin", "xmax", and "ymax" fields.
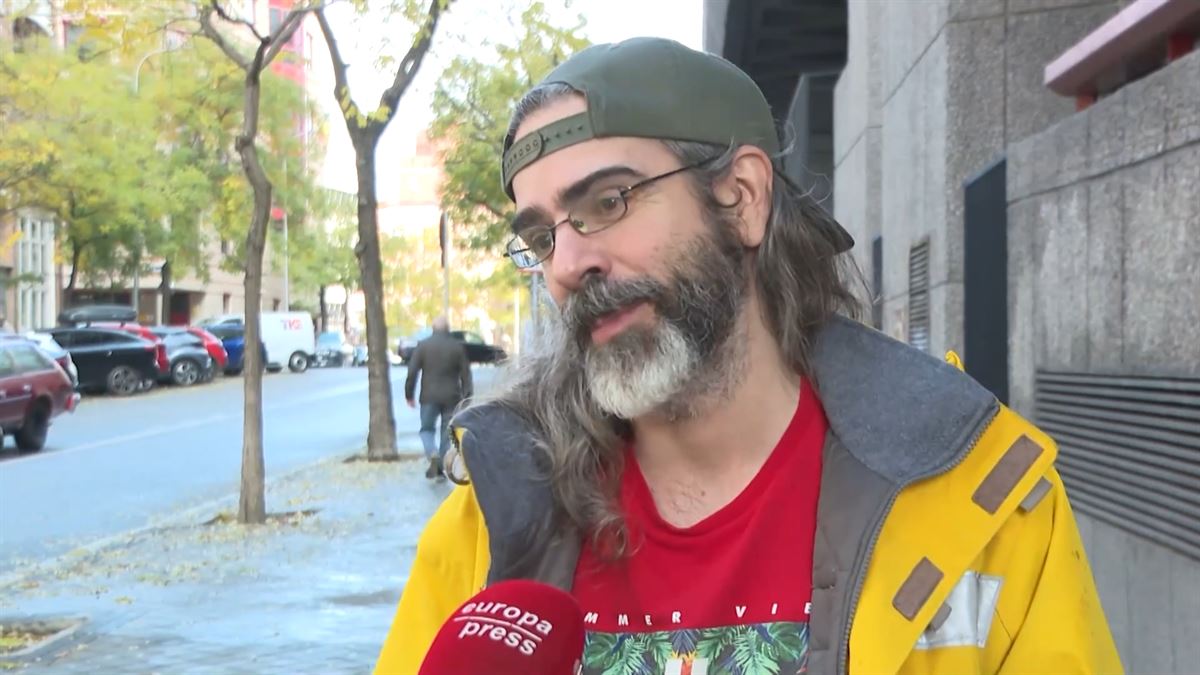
[
  {"xmin": 131, "ymin": 47, "xmax": 176, "ymax": 318},
  {"xmin": 133, "ymin": 45, "xmax": 178, "ymax": 95},
  {"xmin": 282, "ymin": 158, "xmax": 290, "ymax": 312},
  {"xmin": 131, "ymin": 42, "xmax": 185, "ymax": 320}
]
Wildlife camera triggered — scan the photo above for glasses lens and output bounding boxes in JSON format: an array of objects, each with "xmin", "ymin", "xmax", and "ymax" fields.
[
  {"xmin": 508, "ymin": 229, "xmax": 554, "ymax": 268},
  {"xmin": 509, "ymin": 249, "xmax": 539, "ymax": 269},
  {"xmin": 525, "ymin": 229, "xmax": 555, "ymax": 259},
  {"xmin": 573, "ymin": 187, "xmax": 627, "ymax": 233}
]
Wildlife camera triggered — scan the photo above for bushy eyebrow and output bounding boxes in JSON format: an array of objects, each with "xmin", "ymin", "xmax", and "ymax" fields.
[{"xmin": 511, "ymin": 165, "xmax": 645, "ymax": 233}]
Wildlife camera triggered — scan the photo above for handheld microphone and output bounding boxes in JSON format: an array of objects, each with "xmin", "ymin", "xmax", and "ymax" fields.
[{"xmin": 417, "ymin": 579, "xmax": 585, "ymax": 675}]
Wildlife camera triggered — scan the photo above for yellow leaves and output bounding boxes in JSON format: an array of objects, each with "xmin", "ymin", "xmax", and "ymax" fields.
[
  {"xmin": 0, "ymin": 634, "xmax": 32, "ymax": 654},
  {"xmin": 114, "ymin": 596, "xmax": 135, "ymax": 605},
  {"xmin": 370, "ymin": 105, "xmax": 392, "ymax": 123},
  {"xmin": 204, "ymin": 511, "xmax": 237, "ymax": 526}
]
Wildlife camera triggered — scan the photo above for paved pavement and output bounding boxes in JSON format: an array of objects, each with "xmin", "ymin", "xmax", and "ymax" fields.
[
  {"xmin": 0, "ymin": 453, "xmax": 452, "ymax": 674},
  {"xmin": 0, "ymin": 365, "xmax": 493, "ymax": 575}
]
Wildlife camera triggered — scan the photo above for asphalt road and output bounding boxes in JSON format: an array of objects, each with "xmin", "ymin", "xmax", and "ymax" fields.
[{"xmin": 0, "ymin": 364, "xmax": 493, "ymax": 576}]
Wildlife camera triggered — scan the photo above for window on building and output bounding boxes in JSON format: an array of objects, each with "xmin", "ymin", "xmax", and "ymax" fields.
[
  {"xmin": 908, "ymin": 241, "xmax": 931, "ymax": 353},
  {"xmin": 62, "ymin": 21, "xmax": 98, "ymax": 59},
  {"xmin": 222, "ymin": 293, "xmax": 232, "ymax": 314},
  {"xmin": 63, "ymin": 21, "xmax": 84, "ymax": 47},
  {"xmin": 0, "ymin": 267, "xmax": 10, "ymax": 328},
  {"xmin": 269, "ymin": 8, "xmax": 283, "ymax": 34},
  {"xmin": 16, "ymin": 214, "xmax": 53, "ymax": 331}
]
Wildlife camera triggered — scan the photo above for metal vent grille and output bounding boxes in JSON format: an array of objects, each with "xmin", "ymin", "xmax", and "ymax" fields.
[
  {"xmin": 1035, "ymin": 371, "xmax": 1200, "ymax": 561},
  {"xmin": 908, "ymin": 241, "xmax": 930, "ymax": 353}
]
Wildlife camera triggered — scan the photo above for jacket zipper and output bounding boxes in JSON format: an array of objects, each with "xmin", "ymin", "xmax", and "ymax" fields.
[{"xmin": 835, "ymin": 402, "xmax": 1000, "ymax": 675}]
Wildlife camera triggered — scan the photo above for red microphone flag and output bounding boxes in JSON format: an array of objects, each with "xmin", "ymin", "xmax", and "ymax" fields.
[{"xmin": 418, "ymin": 579, "xmax": 585, "ymax": 675}]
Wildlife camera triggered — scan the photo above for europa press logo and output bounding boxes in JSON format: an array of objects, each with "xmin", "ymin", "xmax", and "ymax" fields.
[{"xmin": 451, "ymin": 599, "xmax": 555, "ymax": 656}]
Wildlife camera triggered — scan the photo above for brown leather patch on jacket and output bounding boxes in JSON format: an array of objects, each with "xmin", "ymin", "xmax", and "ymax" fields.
[
  {"xmin": 972, "ymin": 435, "xmax": 1043, "ymax": 514},
  {"xmin": 927, "ymin": 602, "xmax": 952, "ymax": 632},
  {"xmin": 894, "ymin": 557, "xmax": 944, "ymax": 620}
]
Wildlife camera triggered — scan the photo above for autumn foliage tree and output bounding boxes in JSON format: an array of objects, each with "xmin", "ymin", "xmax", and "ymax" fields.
[
  {"xmin": 314, "ymin": 0, "xmax": 452, "ymax": 461},
  {"xmin": 429, "ymin": 2, "xmax": 589, "ymax": 252}
]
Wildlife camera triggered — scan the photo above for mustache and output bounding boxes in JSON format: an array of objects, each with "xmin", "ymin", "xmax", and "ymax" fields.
[{"xmin": 563, "ymin": 277, "xmax": 668, "ymax": 344}]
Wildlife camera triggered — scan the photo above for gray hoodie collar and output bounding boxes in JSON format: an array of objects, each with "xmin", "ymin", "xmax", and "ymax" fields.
[{"xmin": 811, "ymin": 316, "xmax": 998, "ymax": 484}]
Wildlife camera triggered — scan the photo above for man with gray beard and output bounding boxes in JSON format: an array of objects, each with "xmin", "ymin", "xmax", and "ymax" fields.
[{"xmin": 376, "ymin": 38, "xmax": 1118, "ymax": 675}]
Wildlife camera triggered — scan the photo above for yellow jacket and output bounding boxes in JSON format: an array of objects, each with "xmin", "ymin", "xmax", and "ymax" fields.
[{"xmin": 375, "ymin": 318, "xmax": 1121, "ymax": 674}]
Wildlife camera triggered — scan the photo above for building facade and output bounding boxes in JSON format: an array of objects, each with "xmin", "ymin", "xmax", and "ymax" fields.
[
  {"xmin": 706, "ymin": 0, "xmax": 1198, "ymax": 670},
  {"xmin": 1, "ymin": 0, "xmax": 298, "ymax": 327}
]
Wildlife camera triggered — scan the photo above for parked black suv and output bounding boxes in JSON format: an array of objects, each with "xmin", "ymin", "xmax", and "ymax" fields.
[{"xmin": 45, "ymin": 327, "xmax": 160, "ymax": 396}]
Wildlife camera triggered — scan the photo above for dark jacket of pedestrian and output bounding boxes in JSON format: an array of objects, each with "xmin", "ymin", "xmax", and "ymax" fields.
[{"xmin": 404, "ymin": 330, "xmax": 472, "ymax": 406}]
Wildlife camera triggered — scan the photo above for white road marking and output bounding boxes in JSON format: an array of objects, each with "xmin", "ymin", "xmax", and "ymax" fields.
[{"xmin": 0, "ymin": 380, "xmax": 370, "ymax": 468}]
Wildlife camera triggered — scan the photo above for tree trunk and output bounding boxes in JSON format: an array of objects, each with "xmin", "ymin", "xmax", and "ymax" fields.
[
  {"xmin": 318, "ymin": 284, "xmax": 328, "ymax": 332},
  {"xmin": 65, "ymin": 238, "xmax": 83, "ymax": 305},
  {"xmin": 235, "ymin": 65, "xmax": 271, "ymax": 525},
  {"xmin": 352, "ymin": 135, "xmax": 398, "ymax": 461},
  {"xmin": 198, "ymin": 1, "xmax": 310, "ymax": 527},
  {"xmin": 159, "ymin": 259, "xmax": 172, "ymax": 325},
  {"xmin": 239, "ymin": 208, "xmax": 267, "ymax": 524}
]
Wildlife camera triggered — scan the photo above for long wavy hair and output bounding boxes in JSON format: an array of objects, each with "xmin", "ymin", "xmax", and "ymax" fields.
[{"xmin": 474, "ymin": 84, "xmax": 863, "ymax": 556}]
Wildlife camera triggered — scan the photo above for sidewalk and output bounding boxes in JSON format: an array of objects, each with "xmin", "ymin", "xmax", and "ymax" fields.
[{"xmin": 0, "ymin": 452, "xmax": 450, "ymax": 674}]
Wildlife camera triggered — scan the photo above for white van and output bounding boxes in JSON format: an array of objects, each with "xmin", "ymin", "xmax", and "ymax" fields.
[
  {"xmin": 259, "ymin": 312, "xmax": 315, "ymax": 373},
  {"xmin": 201, "ymin": 312, "xmax": 314, "ymax": 373}
]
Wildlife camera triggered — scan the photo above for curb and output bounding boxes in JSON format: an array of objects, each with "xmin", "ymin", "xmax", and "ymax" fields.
[{"xmin": 0, "ymin": 616, "xmax": 88, "ymax": 661}]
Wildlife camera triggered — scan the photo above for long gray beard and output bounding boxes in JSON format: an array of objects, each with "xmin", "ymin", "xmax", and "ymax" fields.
[
  {"xmin": 584, "ymin": 321, "xmax": 697, "ymax": 419},
  {"xmin": 563, "ymin": 217, "xmax": 749, "ymax": 421}
]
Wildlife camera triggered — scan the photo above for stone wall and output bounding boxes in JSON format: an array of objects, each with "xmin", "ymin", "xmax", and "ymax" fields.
[
  {"xmin": 1006, "ymin": 49, "xmax": 1200, "ymax": 674},
  {"xmin": 834, "ymin": 0, "xmax": 1120, "ymax": 351}
]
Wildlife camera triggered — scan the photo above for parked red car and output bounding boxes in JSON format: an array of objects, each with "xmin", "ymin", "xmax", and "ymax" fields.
[
  {"xmin": 0, "ymin": 339, "xmax": 79, "ymax": 451},
  {"xmin": 186, "ymin": 327, "xmax": 228, "ymax": 372}
]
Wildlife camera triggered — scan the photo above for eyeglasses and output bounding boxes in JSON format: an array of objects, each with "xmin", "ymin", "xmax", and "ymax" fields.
[{"xmin": 504, "ymin": 156, "xmax": 717, "ymax": 269}]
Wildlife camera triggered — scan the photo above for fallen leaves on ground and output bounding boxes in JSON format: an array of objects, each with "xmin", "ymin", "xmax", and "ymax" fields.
[
  {"xmin": 1, "ymin": 454, "xmax": 427, "ymax": 600},
  {"xmin": 0, "ymin": 620, "xmax": 73, "ymax": 655}
]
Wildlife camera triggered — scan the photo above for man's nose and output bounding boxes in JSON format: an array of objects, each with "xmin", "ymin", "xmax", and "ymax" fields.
[{"xmin": 548, "ymin": 224, "xmax": 610, "ymax": 292}]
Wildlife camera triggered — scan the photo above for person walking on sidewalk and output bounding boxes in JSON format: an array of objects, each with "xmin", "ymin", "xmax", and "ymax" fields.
[{"xmin": 404, "ymin": 317, "xmax": 472, "ymax": 479}]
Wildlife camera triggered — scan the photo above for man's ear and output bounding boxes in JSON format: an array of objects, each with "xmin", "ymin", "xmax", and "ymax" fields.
[{"xmin": 719, "ymin": 146, "xmax": 773, "ymax": 248}]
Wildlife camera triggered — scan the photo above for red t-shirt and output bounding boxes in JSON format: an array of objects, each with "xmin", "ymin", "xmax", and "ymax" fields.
[{"xmin": 573, "ymin": 384, "xmax": 827, "ymax": 675}]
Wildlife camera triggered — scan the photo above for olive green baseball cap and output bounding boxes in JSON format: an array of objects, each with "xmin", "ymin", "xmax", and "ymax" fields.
[{"xmin": 502, "ymin": 37, "xmax": 853, "ymax": 253}]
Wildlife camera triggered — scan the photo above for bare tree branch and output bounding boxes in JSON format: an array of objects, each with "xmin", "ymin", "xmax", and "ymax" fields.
[
  {"xmin": 211, "ymin": 0, "xmax": 265, "ymax": 42},
  {"xmin": 262, "ymin": 8, "xmax": 309, "ymax": 66},
  {"xmin": 198, "ymin": 4, "xmax": 250, "ymax": 71},
  {"xmin": 468, "ymin": 197, "xmax": 506, "ymax": 220},
  {"xmin": 374, "ymin": 0, "xmax": 451, "ymax": 130},
  {"xmin": 315, "ymin": 8, "xmax": 357, "ymax": 130}
]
